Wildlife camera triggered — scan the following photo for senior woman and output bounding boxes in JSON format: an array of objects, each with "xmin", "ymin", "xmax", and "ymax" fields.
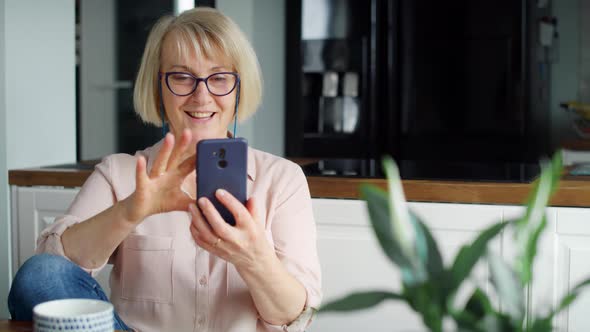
[{"xmin": 8, "ymin": 7, "xmax": 322, "ymax": 332}]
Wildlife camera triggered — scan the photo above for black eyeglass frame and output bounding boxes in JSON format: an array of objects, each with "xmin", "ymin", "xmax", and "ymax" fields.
[{"xmin": 159, "ymin": 71, "xmax": 239, "ymax": 97}]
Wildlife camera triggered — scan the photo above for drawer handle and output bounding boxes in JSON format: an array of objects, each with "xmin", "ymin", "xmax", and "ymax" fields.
[{"xmin": 42, "ymin": 216, "xmax": 56, "ymax": 225}]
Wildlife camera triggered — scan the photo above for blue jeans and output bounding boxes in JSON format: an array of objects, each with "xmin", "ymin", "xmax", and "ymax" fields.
[{"xmin": 8, "ymin": 254, "xmax": 130, "ymax": 331}]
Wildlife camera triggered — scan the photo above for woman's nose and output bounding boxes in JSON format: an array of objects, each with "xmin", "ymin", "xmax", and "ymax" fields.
[{"xmin": 191, "ymin": 80, "xmax": 211, "ymax": 100}]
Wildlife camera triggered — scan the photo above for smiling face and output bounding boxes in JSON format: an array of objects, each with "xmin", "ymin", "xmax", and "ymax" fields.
[{"xmin": 159, "ymin": 32, "xmax": 237, "ymax": 146}]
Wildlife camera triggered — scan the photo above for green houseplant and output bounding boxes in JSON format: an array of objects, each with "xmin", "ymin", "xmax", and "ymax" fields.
[{"xmin": 319, "ymin": 152, "xmax": 590, "ymax": 332}]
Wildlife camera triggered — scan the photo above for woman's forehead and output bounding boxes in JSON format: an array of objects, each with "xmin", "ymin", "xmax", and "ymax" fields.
[{"xmin": 161, "ymin": 31, "xmax": 233, "ymax": 69}]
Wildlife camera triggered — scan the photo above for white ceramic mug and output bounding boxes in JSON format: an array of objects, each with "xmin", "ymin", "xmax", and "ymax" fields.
[{"xmin": 33, "ymin": 299, "xmax": 114, "ymax": 332}]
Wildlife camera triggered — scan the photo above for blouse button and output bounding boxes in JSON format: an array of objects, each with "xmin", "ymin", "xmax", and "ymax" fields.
[{"xmin": 199, "ymin": 276, "xmax": 208, "ymax": 286}]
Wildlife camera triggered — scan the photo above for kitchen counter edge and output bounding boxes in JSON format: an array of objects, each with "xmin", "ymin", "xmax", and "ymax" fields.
[{"xmin": 8, "ymin": 168, "xmax": 590, "ymax": 207}]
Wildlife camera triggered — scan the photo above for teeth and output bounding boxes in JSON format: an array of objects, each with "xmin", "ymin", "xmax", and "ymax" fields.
[{"xmin": 188, "ymin": 112, "xmax": 213, "ymax": 118}]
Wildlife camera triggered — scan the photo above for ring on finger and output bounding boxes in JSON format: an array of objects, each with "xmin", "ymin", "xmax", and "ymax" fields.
[{"xmin": 213, "ymin": 237, "xmax": 221, "ymax": 248}]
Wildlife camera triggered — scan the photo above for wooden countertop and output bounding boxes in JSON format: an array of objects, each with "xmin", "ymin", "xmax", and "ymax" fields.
[
  {"xmin": 307, "ymin": 175, "xmax": 590, "ymax": 207},
  {"xmin": 8, "ymin": 166, "xmax": 590, "ymax": 207},
  {"xmin": 0, "ymin": 320, "xmax": 31, "ymax": 332}
]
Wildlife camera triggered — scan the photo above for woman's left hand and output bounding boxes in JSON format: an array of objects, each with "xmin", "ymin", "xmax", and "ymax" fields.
[{"xmin": 188, "ymin": 190, "xmax": 274, "ymax": 269}]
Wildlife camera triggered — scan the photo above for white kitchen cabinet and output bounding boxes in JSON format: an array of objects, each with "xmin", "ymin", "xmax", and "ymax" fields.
[
  {"xmin": 11, "ymin": 186, "xmax": 79, "ymax": 271},
  {"xmin": 538, "ymin": 207, "xmax": 590, "ymax": 332},
  {"xmin": 310, "ymin": 199, "xmax": 507, "ymax": 332},
  {"xmin": 310, "ymin": 199, "xmax": 419, "ymax": 331},
  {"xmin": 11, "ymin": 186, "xmax": 590, "ymax": 331},
  {"xmin": 10, "ymin": 186, "xmax": 112, "ymax": 297}
]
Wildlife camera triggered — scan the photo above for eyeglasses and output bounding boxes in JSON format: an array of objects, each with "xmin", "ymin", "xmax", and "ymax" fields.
[{"xmin": 160, "ymin": 71, "xmax": 239, "ymax": 97}]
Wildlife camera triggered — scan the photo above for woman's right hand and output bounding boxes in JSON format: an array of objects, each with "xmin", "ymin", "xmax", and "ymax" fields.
[{"xmin": 123, "ymin": 129, "xmax": 196, "ymax": 223}]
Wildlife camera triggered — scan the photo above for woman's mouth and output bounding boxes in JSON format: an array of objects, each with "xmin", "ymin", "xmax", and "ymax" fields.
[{"xmin": 186, "ymin": 111, "xmax": 214, "ymax": 119}]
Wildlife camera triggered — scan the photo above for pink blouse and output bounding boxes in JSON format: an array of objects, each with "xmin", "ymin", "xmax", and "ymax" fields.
[{"xmin": 36, "ymin": 140, "xmax": 322, "ymax": 332}]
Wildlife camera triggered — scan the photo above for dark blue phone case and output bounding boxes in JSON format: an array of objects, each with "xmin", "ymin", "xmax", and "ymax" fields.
[{"xmin": 196, "ymin": 138, "xmax": 247, "ymax": 226}]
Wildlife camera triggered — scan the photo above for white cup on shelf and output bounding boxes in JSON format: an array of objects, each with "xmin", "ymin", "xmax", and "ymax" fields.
[{"xmin": 322, "ymin": 72, "xmax": 339, "ymax": 97}]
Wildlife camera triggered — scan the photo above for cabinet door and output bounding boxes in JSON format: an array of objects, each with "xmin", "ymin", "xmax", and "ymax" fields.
[
  {"xmin": 310, "ymin": 199, "xmax": 506, "ymax": 332},
  {"xmin": 310, "ymin": 198, "xmax": 423, "ymax": 332},
  {"xmin": 14, "ymin": 187, "xmax": 80, "ymax": 267},
  {"xmin": 501, "ymin": 206, "xmax": 533, "ymax": 320},
  {"xmin": 12, "ymin": 186, "xmax": 112, "ymax": 296},
  {"xmin": 550, "ymin": 207, "xmax": 590, "ymax": 331},
  {"xmin": 410, "ymin": 202, "xmax": 504, "ymax": 309}
]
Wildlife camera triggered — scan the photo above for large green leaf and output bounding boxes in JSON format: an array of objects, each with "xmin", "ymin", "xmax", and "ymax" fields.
[
  {"xmin": 517, "ymin": 152, "xmax": 562, "ymax": 231},
  {"xmin": 464, "ymin": 288, "xmax": 494, "ymax": 321},
  {"xmin": 360, "ymin": 184, "xmax": 413, "ymax": 272},
  {"xmin": 572, "ymin": 277, "xmax": 590, "ymax": 294},
  {"xmin": 477, "ymin": 312, "xmax": 513, "ymax": 332},
  {"xmin": 487, "ymin": 252, "xmax": 525, "ymax": 325},
  {"xmin": 517, "ymin": 217, "xmax": 547, "ymax": 284},
  {"xmin": 527, "ymin": 317, "xmax": 553, "ymax": 332},
  {"xmin": 515, "ymin": 152, "xmax": 562, "ymax": 284},
  {"xmin": 405, "ymin": 283, "xmax": 443, "ymax": 332},
  {"xmin": 410, "ymin": 212, "xmax": 444, "ymax": 285},
  {"xmin": 447, "ymin": 221, "xmax": 508, "ymax": 297},
  {"xmin": 319, "ymin": 290, "xmax": 404, "ymax": 312},
  {"xmin": 451, "ymin": 309, "xmax": 481, "ymax": 332},
  {"xmin": 381, "ymin": 156, "xmax": 416, "ymax": 259},
  {"xmin": 451, "ymin": 288, "xmax": 496, "ymax": 332}
]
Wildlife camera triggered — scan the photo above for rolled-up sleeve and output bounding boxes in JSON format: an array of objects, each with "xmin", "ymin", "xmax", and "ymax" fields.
[
  {"xmin": 264, "ymin": 164, "xmax": 322, "ymax": 331},
  {"xmin": 36, "ymin": 156, "xmax": 118, "ymax": 276}
]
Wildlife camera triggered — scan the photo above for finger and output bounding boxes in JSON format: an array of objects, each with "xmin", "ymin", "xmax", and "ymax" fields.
[
  {"xmin": 135, "ymin": 155, "xmax": 149, "ymax": 190},
  {"xmin": 245, "ymin": 196, "xmax": 262, "ymax": 226},
  {"xmin": 190, "ymin": 224, "xmax": 212, "ymax": 248},
  {"xmin": 190, "ymin": 224, "xmax": 207, "ymax": 246},
  {"xmin": 215, "ymin": 189, "xmax": 250, "ymax": 228},
  {"xmin": 167, "ymin": 129, "xmax": 192, "ymax": 170},
  {"xmin": 190, "ymin": 224, "xmax": 211, "ymax": 249},
  {"xmin": 150, "ymin": 133, "xmax": 174, "ymax": 177},
  {"xmin": 197, "ymin": 197, "xmax": 235, "ymax": 241},
  {"xmin": 189, "ymin": 203, "xmax": 217, "ymax": 243},
  {"xmin": 191, "ymin": 227, "xmax": 228, "ymax": 259},
  {"xmin": 189, "ymin": 223, "xmax": 200, "ymax": 241},
  {"xmin": 177, "ymin": 153, "xmax": 196, "ymax": 176}
]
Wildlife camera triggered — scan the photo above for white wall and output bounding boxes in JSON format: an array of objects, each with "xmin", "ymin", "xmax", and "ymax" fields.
[
  {"xmin": 217, "ymin": 0, "xmax": 285, "ymax": 156},
  {"xmin": 0, "ymin": 0, "xmax": 7, "ymax": 320},
  {"xmin": 0, "ymin": 0, "xmax": 76, "ymax": 318},
  {"xmin": 5, "ymin": 1, "xmax": 76, "ymax": 169}
]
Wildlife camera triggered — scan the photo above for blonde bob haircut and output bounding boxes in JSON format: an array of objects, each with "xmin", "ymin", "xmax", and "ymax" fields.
[{"xmin": 134, "ymin": 7, "xmax": 263, "ymax": 126}]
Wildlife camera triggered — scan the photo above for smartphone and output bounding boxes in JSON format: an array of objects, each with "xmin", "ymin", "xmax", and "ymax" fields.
[{"xmin": 196, "ymin": 138, "xmax": 247, "ymax": 226}]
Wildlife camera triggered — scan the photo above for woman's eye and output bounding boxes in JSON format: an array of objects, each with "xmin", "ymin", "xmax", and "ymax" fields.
[
  {"xmin": 211, "ymin": 76, "xmax": 227, "ymax": 83},
  {"xmin": 170, "ymin": 74, "xmax": 193, "ymax": 84}
]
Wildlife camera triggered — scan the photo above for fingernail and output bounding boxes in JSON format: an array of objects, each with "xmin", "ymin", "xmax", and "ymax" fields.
[
  {"xmin": 217, "ymin": 189, "xmax": 226, "ymax": 197},
  {"xmin": 198, "ymin": 197, "xmax": 207, "ymax": 207}
]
